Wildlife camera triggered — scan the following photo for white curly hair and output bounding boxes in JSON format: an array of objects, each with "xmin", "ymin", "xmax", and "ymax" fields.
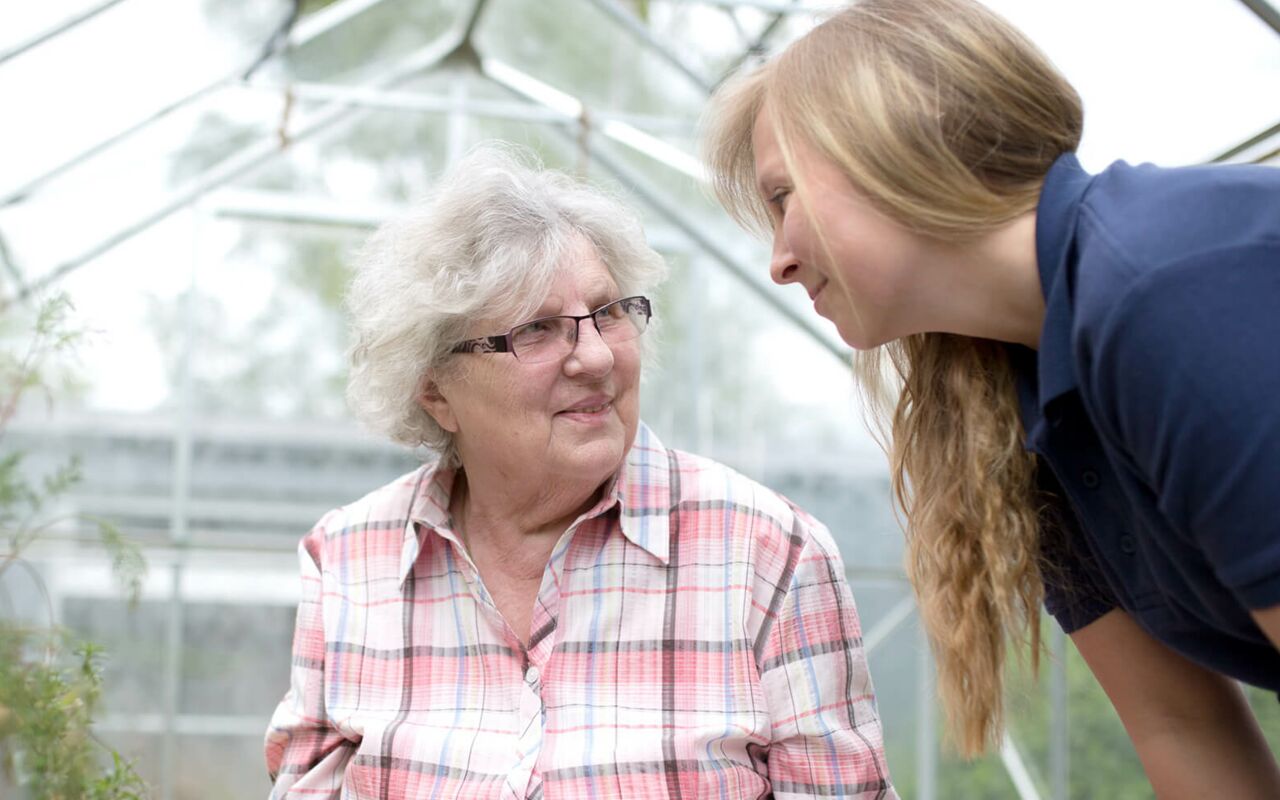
[{"xmin": 345, "ymin": 142, "xmax": 667, "ymax": 465}]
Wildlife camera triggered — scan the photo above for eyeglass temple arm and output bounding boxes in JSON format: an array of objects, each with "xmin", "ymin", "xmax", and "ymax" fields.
[{"xmin": 451, "ymin": 335, "xmax": 512, "ymax": 354}]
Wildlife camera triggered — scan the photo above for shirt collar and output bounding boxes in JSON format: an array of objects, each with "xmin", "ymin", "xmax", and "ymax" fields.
[
  {"xmin": 611, "ymin": 421, "xmax": 672, "ymax": 565},
  {"xmin": 399, "ymin": 462, "xmax": 458, "ymax": 584},
  {"xmin": 1033, "ymin": 151, "xmax": 1096, "ymax": 410},
  {"xmin": 398, "ymin": 421, "xmax": 673, "ymax": 584}
]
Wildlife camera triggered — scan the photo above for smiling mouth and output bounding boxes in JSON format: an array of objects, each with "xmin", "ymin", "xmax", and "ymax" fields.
[
  {"xmin": 560, "ymin": 401, "xmax": 612, "ymax": 415},
  {"xmin": 809, "ymin": 280, "xmax": 828, "ymax": 301}
]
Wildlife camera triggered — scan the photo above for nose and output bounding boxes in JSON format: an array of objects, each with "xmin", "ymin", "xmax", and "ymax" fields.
[
  {"xmin": 564, "ymin": 317, "xmax": 614, "ymax": 376},
  {"xmin": 769, "ymin": 230, "xmax": 800, "ymax": 286}
]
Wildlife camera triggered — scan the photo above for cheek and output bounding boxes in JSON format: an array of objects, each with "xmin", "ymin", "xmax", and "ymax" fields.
[
  {"xmin": 782, "ymin": 211, "xmax": 809, "ymax": 256},
  {"xmin": 617, "ymin": 349, "xmax": 642, "ymax": 391},
  {"xmin": 483, "ymin": 374, "xmax": 552, "ymax": 424},
  {"xmin": 786, "ymin": 206, "xmax": 833, "ymax": 268}
]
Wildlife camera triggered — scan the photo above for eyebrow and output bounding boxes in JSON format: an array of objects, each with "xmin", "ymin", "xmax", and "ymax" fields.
[
  {"xmin": 533, "ymin": 285, "xmax": 620, "ymax": 318},
  {"xmin": 756, "ymin": 173, "xmax": 783, "ymax": 199}
]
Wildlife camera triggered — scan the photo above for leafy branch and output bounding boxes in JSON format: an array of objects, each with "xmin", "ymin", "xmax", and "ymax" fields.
[{"xmin": 0, "ymin": 292, "xmax": 150, "ymax": 799}]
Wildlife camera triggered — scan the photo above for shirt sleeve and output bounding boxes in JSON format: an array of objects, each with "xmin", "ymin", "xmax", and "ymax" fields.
[
  {"xmin": 1086, "ymin": 244, "xmax": 1280, "ymax": 609},
  {"xmin": 759, "ymin": 519, "xmax": 897, "ymax": 800},
  {"xmin": 264, "ymin": 523, "xmax": 355, "ymax": 797},
  {"xmin": 1036, "ymin": 466, "xmax": 1118, "ymax": 633}
]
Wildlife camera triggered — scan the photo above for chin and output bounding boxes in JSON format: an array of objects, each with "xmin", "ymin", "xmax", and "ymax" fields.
[
  {"xmin": 559, "ymin": 434, "xmax": 628, "ymax": 480},
  {"xmin": 834, "ymin": 322, "xmax": 885, "ymax": 351}
]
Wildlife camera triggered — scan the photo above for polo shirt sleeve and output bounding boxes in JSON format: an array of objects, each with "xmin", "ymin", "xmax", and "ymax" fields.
[
  {"xmin": 1086, "ymin": 243, "xmax": 1280, "ymax": 610},
  {"xmin": 1037, "ymin": 470, "xmax": 1119, "ymax": 633}
]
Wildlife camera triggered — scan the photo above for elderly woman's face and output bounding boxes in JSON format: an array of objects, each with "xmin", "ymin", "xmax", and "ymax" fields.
[{"xmin": 427, "ymin": 243, "xmax": 641, "ymax": 488}]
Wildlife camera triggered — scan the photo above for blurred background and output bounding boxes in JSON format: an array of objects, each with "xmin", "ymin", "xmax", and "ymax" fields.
[{"xmin": 1, "ymin": 0, "xmax": 1277, "ymax": 797}]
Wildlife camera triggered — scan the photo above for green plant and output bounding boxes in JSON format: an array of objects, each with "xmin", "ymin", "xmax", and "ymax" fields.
[{"xmin": 0, "ymin": 293, "xmax": 149, "ymax": 798}]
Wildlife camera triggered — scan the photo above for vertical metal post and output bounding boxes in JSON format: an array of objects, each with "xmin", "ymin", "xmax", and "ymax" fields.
[
  {"xmin": 1050, "ymin": 625, "xmax": 1069, "ymax": 800},
  {"xmin": 160, "ymin": 208, "xmax": 199, "ymax": 800},
  {"xmin": 916, "ymin": 625, "xmax": 937, "ymax": 800}
]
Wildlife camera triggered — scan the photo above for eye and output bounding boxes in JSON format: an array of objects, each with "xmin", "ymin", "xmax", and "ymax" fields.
[
  {"xmin": 512, "ymin": 319, "xmax": 555, "ymax": 344},
  {"xmin": 767, "ymin": 188, "xmax": 791, "ymax": 213},
  {"xmin": 594, "ymin": 300, "xmax": 627, "ymax": 326}
]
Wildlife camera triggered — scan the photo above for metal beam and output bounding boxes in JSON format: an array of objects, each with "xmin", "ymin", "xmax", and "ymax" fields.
[
  {"xmin": 0, "ymin": 0, "xmax": 130, "ymax": 66},
  {"xmin": 719, "ymin": 2, "xmax": 795, "ymax": 81},
  {"xmin": 3, "ymin": 34, "xmax": 463, "ymax": 308},
  {"xmin": 205, "ymin": 188, "xmax": 697, "ymax": 255},
  {"xmin": 654, "ymin": 0, "xmax": 814, "ymax": 13},
  {"xmin": 2, "ymin": 0, "xmax": 496, "ymax": 307},
  {"xmin": 582, "ymin": 0, "xmax": 715, "ymax": 94},
  {"xmin": 1237, "ymin": 0, "xmax": 1280, "ymax": 37},
  {"xmin": 862, "ymin": 593, "xmax": 915, "ymax": 654},
  {"xmin": 1209, "ymin": 117, "xmax": 1280, "ymax": 163},
  {"xmin": 481, "ymin": 58, "xmax": 705, "ymax": 179},
  {"xmin": 289, "ymin": 0, "xmax": 395, "ymax": 44},
  {"xmin": 0, "ymin": 0, "xmax": 397, "ymax": 208},
  {"xmin": 243, "ymin": 80, "xmax": 695, "ymax": 134},
  {"xmin": 1001, "ymin": 733, "xmax": 1045, "ymax": 800}
]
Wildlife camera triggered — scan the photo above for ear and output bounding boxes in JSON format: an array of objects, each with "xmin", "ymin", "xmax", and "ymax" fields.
[{"xmin": 418, "ymin": 374, "xmax": 460, "ymax": 433}]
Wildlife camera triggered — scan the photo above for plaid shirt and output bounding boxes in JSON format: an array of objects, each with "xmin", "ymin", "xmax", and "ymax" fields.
[{"xmin": 266, "ymin": 423, "xmax": 896, "ymax": 799}]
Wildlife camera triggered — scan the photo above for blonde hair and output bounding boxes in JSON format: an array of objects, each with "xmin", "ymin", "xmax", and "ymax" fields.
[{"xmin": 703, "ymin": 0, "xmax": 1082, "ymax": 756}]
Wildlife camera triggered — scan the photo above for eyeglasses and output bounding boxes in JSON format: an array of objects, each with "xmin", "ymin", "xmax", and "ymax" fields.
[{"xmin": 452, "ymin": 296, "xmax": 652, "ymax": 364}]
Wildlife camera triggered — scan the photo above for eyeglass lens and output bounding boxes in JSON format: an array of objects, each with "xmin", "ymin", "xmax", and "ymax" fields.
[{"xmin": 511, "ymin": 297, "xmax": 649, "ymax": 362}]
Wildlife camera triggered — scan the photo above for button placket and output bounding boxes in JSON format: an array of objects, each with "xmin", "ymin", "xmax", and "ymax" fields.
[{"xmin": 508, "ymin": 655, "xmax": 546, "ymax": 800}]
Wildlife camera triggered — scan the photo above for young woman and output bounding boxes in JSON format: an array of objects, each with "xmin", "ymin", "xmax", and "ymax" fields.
[{"xmin": 702, "ymin": 0, "xmax": 1280, "ymax": 794}]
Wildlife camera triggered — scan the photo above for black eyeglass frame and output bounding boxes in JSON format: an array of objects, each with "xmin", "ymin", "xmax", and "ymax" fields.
[{"xmin": 451, "ymin": 296, "xmax": 652, "ymax": 361}]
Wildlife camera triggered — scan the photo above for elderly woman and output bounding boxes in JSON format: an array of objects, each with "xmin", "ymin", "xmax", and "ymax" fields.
[{"xmin": 265, "ymin": 144, "xmax": 896, "ymax": 799}]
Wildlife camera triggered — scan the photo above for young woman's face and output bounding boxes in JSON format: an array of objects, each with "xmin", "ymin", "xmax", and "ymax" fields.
[{"xmin": 752, "ymin": 108, "xmax": 941, "ymax": 350}]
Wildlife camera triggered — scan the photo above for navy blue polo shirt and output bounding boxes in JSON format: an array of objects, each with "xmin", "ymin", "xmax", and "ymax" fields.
[{"xmin": 1009, "ymin": 152, "xmax": 1280, "ymax": 691}]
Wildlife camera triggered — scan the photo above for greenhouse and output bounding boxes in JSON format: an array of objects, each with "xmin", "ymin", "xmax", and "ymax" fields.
[{"xmin": 2, "ymin": 0, "xmax": 1278, "ymax": 797}]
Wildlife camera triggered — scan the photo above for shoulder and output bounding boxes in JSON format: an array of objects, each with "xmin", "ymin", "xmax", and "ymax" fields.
[
  {"xmin": 1071, "ymin": 162, "xmax": 1280, "ymax": 362},
  {"xmin": 1079, "ymin": 160, "xmax": 1280, "ymax": 260},
  {"xmin": 301, "ymin": 466, "xmax": 428, "ymax": 561},
  {"xmin": 664, "ymin": 446, "xmax": 844, "ymax": 571}
]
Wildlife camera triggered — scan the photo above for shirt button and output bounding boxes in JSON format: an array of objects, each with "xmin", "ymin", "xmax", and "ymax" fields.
[
  {"xmin": 1081, "ymin": 470, "xmax": 1100, "ymax": 489},
  {"xmin": 1119, "ymin": 535, "xmax": 1137, "ymax": 555},
  {"xmin": 525, "ymin": 665, "xmax": 540, "ymax": 685}
]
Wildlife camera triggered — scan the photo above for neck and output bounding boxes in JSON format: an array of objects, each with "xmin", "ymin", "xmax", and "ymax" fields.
[
  {"xmin": 451, "ymin": 464, "xmax": 604, "ymax": 576},
  {"xmin": 928, "ymin": 211, "xmax": 1045, "ymax": 349}
]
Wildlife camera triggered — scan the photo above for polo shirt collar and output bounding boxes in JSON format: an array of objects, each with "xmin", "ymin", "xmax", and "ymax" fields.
[
  {"xmin": 399, "ymin": 421, "xmax": 673, "ymax": 584},
  {"xmin": 1034, "ymin": 151, "xmax": 1095, "ymax": 410}
]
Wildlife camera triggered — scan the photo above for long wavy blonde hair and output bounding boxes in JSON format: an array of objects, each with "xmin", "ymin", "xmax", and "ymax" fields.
[{"xmin": 703, "ymin": 0, "xmax": 1082, "ymax": 756}]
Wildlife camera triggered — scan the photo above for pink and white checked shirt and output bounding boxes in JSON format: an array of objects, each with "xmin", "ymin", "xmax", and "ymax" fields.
[{"xmin": 266, "ymin": 423, "xmax": 896, "ymax": 799}]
